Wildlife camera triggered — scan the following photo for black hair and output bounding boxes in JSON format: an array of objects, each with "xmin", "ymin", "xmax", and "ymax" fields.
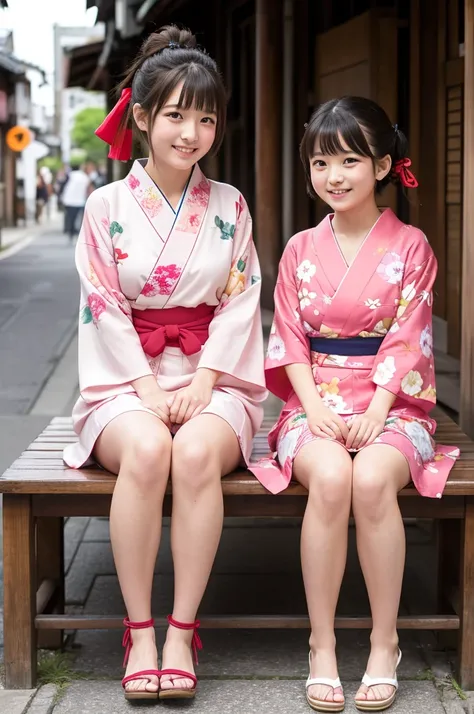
[
  {"xmin": 299, "ymin": 96, "xmax": 410, "ymax": 199},
  {"xmin": 118, "ymin": 25, "xmax": 227, "ymax": 159}
]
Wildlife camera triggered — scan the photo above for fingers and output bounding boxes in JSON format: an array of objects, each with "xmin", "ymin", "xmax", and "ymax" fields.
[
  {"xmin": 181, "ymin": 397, "xmax": 201, "ymax": 425},
  {"xmin": 310, "ymin": 420, "xmax": 338, "ymax": 440},
  {"xmin": 186, "ymin": 402, "xmax": 205, "ymax": 423},
  {"xmin": 155, "ymin": 406, "xmax": 170, "ymax": 426},
  {"xmin": 335, "ymin": 416, "xmax": 349, "ymax": 441},
  {"xmin": 351, "ymin": 424, "xmax": 370, "ymax": 450},
  {"xmin": 346, "ymin": 419, "xmax": 362, "ymax": 450},
  {"xmin": 172, "ymin": 395, "xmax": 190, "ymax": 425},
  {"xmin": 362, "ymin": 425, "xmax": 383, "ymax": 448}
]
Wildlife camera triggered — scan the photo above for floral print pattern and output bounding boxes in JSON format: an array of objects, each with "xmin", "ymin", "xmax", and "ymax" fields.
[
  {"xmin": 401, "ymin": 370, "xmax": 424, "ymax": 396},
  {"xmin": 419, "ymin": 325, "xmax": 433, "ymax": 358},
  {"xmin": 373, "ymin": 355, "xmax": 396, "ymax": 385},
  {"xmin": 254, "ymin": 209, "xmax": 459, "ymax": 500},
  {"xmin": 376, "ymin": 252, "xmax": 405, "ymax": 284},
  {"xmin": 127, "ymin": 174, "xmax": 140, "ymax": 190},
  {"xmin": 140, "ymin": 187, "xmax": 163, "ymax": 218},
  {"xmin": 267, "ymin": 333, "xmax": 286, "ymax": 361},
  {"xmin": 81, "ymin": 293, "xmax": 106, "ymax": 326},
  {"xmin": 296, "ymin": 259, "xmax": 316, "ymax": 283},
  {"xmin": 298, "ymin": 287, "xmax": 316, "ymax": 310},
  {"xmin": 142, "ymin": 264, "xmax": 182, "ymax": 297}
]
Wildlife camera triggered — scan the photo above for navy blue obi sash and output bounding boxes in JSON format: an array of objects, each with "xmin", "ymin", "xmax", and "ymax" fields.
[{"xmin": 309, "ymin": 336, "xmax": 383, "ymax": 356}]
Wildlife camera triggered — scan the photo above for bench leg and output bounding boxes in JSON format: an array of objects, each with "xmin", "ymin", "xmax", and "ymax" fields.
[
  {"xmin": 458, "ymin": 498, "xmax": 474, "ymax": 690},
  {"xmin": 3, "ymin": 494, "xmax": 37, "ymax": 688},
  {"xmin": 438, "ymin": 519, "xmax": 460, "ymax": 610},
  {"xmin": 36, "ymin": 517, "xmax": 64, "ymax": 649}
]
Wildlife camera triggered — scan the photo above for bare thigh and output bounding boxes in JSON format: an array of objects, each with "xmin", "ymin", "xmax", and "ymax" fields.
[
  {"xmin": 172, "ymin": 414, "xmax": 242, "ymax": 476},
  {"xmin": 94, "ymin": 410, "xmax": 172, "ymax": 475},
  {"xmin": 293, "ymin": 439, "xmax": 353, "ymax": 491},
  {"xmin": 353, "ymin": 443, "xmax": 411, "ymax": 495}
]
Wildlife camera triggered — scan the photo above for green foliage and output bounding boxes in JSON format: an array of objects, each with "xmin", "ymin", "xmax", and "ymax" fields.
[
  {"xmin": 37, "ymin": 651, "xmax": 89, "ymax": 704},
  {"xmin": 71, "ymin": 107, "xmax": 107, "ymax": 164},
  {"xmin": 38, "ymin": 156, "xmax": 63, "ymax": 174}
]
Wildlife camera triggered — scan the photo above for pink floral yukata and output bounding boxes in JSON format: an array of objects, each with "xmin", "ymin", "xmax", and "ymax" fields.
[
  {"xmin": 250, "ymin": 209, "xmax": 459, "ymax": 498},
  {"xmin": 63, "ymin": 160, "xmax": 267, "ymax": 468}
]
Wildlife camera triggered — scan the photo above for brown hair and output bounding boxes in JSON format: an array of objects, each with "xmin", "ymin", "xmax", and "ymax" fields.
[
  {"xmin": 300, "ymin": 96, "xmax": 409, "ymax": 199},
  {"xmin": 118, "ymin": 25, "xmax": 227, "ymax": 158}
]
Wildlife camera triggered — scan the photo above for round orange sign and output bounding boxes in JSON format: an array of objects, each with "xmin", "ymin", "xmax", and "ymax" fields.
[{"xmin": 6, "ymin": 125, "xmax": 32, "ymax": 152}]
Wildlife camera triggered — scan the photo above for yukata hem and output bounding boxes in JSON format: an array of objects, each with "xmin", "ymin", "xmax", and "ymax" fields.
[{"xmin": 62, "ymin": 390, "xmax": 251, "ymax": 470}]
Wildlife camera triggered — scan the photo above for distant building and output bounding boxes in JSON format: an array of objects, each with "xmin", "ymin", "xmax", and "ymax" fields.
[
  {"xmin": 0, "ymin": 29, "xmax": 55, "ymax": 225},
  {"xmin": 53, "ymin": 24, "xmax": 106, "ymax": 165}
]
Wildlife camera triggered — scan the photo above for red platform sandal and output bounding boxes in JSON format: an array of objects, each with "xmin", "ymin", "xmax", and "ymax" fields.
[
  {"xmin": 121, "ymin": 617, "xmax": 161, "ymax": 700},
  {"xmin": 158, "ymin": 614, "xmax": 203, "ymax": 700}
]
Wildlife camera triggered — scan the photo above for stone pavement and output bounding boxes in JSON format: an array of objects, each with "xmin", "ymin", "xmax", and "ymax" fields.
[{"xmin": 2, "ymin": 514, "xmax": 473, "ymax": 712}]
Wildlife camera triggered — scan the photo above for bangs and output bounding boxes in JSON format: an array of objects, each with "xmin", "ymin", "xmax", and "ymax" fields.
[
  {"xmin": 175, "ymin": 65, "xmax": 219, "ymax": 114},
  {"xmin": 311, "ymin": 109, "xmax": 373, "ymax": 159}
]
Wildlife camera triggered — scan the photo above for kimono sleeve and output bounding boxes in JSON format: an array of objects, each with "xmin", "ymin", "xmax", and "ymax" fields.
[
  {"xmin": 265, "ymin": 242, "xmax": 312, "ymax": 401},
  {"xmin": 197, "ymin": 196, "xmax": 266, "ymax": 394},
  {"xmin": 370, "ymin": 240, "xmax": 437, "ymax": 413},
  {"xmin": 76, "ymin": 190, "xmax": 152, "ymax": 403}
]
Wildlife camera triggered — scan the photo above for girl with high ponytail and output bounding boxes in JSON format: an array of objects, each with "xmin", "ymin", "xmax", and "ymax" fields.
[
  {"xmin": 251, "ymin": 96, "xmax": 458, "ymax": 713},
  {"xmin": 64, "ymin": 24, "xmax": 266, "ymax": 702}
]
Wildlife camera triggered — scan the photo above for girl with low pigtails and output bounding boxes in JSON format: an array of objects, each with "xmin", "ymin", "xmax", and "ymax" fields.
[
  {"xmin": 251, "ymin": 96, "xmax": 459, "ymax": 712},
  {"xmin": 64, "ymin": 25, "xmax": 266, "ymax": 701}
]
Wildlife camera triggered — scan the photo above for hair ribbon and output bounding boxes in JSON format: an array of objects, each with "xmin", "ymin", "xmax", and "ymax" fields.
[
  {"xmin": 95, "ymin": 87, "xmax": 133, "ymax": 161},
  {"xmin": 393, "ymin": 158, "xmax": 418, "ymax": 188}
]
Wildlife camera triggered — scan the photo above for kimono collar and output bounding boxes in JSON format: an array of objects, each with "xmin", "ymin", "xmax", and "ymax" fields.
[{"xmin": 124, "ymin": 159, "xmax": 211, "ymax": 240}]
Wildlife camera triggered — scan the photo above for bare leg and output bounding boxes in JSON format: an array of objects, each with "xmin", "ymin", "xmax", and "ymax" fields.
[
  {"xmin": 352, "ymin": 444, "xmax": 410, "ymax": 704},
  {"xmin": 94, "ymin": 411, "xmax": 172, "ymax": 694},
  {"xmin": 293, "ymin": 439, "xmax": 353, "ymax": 705},
  {"xmin": 160, "ymin": 414, "xmax": 241, "ymax": 692}
]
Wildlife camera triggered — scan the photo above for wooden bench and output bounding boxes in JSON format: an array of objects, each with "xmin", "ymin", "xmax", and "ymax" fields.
[{"xmin": 1, "ymin": 408, "xmax": 474, "ymax": 690}]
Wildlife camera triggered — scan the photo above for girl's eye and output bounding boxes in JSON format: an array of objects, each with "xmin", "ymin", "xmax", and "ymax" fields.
[
  {"xmin": 201, "ymin": 117, "xmax": 216, "ymax": 125},
  {"xmin": 167, "ymin": 112, "xmax": 182, "ymax": 120},
  {"xmin": 344, "ymin": 157, "xmax": 359, "ymax": 164},
  {"xmin": 312, "ymin": 160, "xmax": 326, "ymax": 168}
]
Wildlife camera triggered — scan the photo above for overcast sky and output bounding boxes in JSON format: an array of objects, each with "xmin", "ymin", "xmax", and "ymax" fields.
[{"xmin": 0, "ymin": 0, "xmax": 99, "ymax": 109}]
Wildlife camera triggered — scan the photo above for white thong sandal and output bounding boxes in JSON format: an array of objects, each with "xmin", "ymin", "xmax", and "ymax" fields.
[
  {"xmin": 306, "ymin": 652, "xmax": 345, "ymax": 712},
  {"xmin": 355, "ymin": 649, "xmax": 402, "ymax": 712}
]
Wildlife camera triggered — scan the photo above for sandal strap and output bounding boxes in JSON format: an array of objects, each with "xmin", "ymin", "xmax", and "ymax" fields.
[
  {"xmin": 160, "ymin": 668, "xmax": 198, "ymax": 687},
  {"xmin": 167, "ymin": 614, "xmax": 203, "ymax": 665},
  {"xmin": 306, "ymin": 676, "xmax": 342, "ymax": 690},
  {"xmin": 362, "ymin": 673, "xmax": 398, "ymax": 689},
  {"xmin": 122, "ymin": 669, "xmax": 161, "ymax": 688},
  {"xmin": 361, "ymin": 649, "xmax": 402, "ymax": 691},
  {"xmin": 122, "ymin": 617, "xmax": 155, "ymax": 668}
]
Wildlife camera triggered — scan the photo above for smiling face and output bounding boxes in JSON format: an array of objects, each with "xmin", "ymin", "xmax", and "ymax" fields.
[
  {"xmin": 133, "ymin": 81, "xmax": 217, "ymax": 173},
  {"xmin": 310, "ymin": 133, "xmax": 391, "ymax": 213}
]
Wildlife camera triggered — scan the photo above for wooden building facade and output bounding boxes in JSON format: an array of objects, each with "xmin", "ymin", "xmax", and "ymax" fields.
[{"xmin": 71, "ymin": 0, "xmax": 474, "ymax": 434}]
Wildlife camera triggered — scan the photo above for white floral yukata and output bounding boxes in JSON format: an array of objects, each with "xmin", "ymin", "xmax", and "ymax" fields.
[{"xmin": 63, "ymin": 160, "xmax": 267, "ymax": 468}]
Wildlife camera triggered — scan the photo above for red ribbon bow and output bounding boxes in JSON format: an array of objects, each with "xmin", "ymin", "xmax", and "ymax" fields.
[
  {"xmin": 393, "ymin": 158, "xmax": 419, "ymax": 188},
  {"xmin": 95, "ymin": 87, "xmax": 133, "ymax": 161}
]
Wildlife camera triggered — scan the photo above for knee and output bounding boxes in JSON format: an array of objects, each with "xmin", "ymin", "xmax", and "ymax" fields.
[
  {"xmin": 122, "ymin": 435, "xmax": 172, "ymax": 491},
  {"xmin": 307, "ymin": 464, "xmax": 352, "ymax": 516},
  {"xmin": 172, "ymin": 437, "xmax": 217, "ymax": 491},
  {"xmin": 352, "ymin": 464, "xmax": 395, "ymax": 519}
]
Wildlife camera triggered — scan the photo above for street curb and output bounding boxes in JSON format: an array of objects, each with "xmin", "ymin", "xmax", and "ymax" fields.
[
  {"xmin": 0, "ymin": 235, "xmax": 35, "ymax": 262},
  {"xmin": 25, "ymin": 684, "xmax": 56, "ymax": 714}
]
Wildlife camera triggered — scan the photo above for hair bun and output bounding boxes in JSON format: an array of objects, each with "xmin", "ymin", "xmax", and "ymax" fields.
[{"xmin": 141, "ymin": 25, "xmax": 197, "ymax": 59}]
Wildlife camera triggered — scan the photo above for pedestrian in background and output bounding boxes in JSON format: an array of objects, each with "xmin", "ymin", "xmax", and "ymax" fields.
[{"xmin": 62, "ymin": 162, "xmax": 93, "ymax": 241}]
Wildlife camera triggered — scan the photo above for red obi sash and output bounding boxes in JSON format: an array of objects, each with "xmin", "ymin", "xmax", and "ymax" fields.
[{"xmin": 131, "ymin": 303, "xmax": 215, "ymax": 357}]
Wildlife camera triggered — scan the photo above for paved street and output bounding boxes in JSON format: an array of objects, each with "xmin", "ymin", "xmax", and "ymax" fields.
[{"xmin": 0, "ymin": 218, "xmax": 80, "ymax": 665}]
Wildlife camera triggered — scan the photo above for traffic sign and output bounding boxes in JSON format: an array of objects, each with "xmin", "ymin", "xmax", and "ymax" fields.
[{"xmin": 6, "ymin": 125, "xmax": 32, "ymax": 152}]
